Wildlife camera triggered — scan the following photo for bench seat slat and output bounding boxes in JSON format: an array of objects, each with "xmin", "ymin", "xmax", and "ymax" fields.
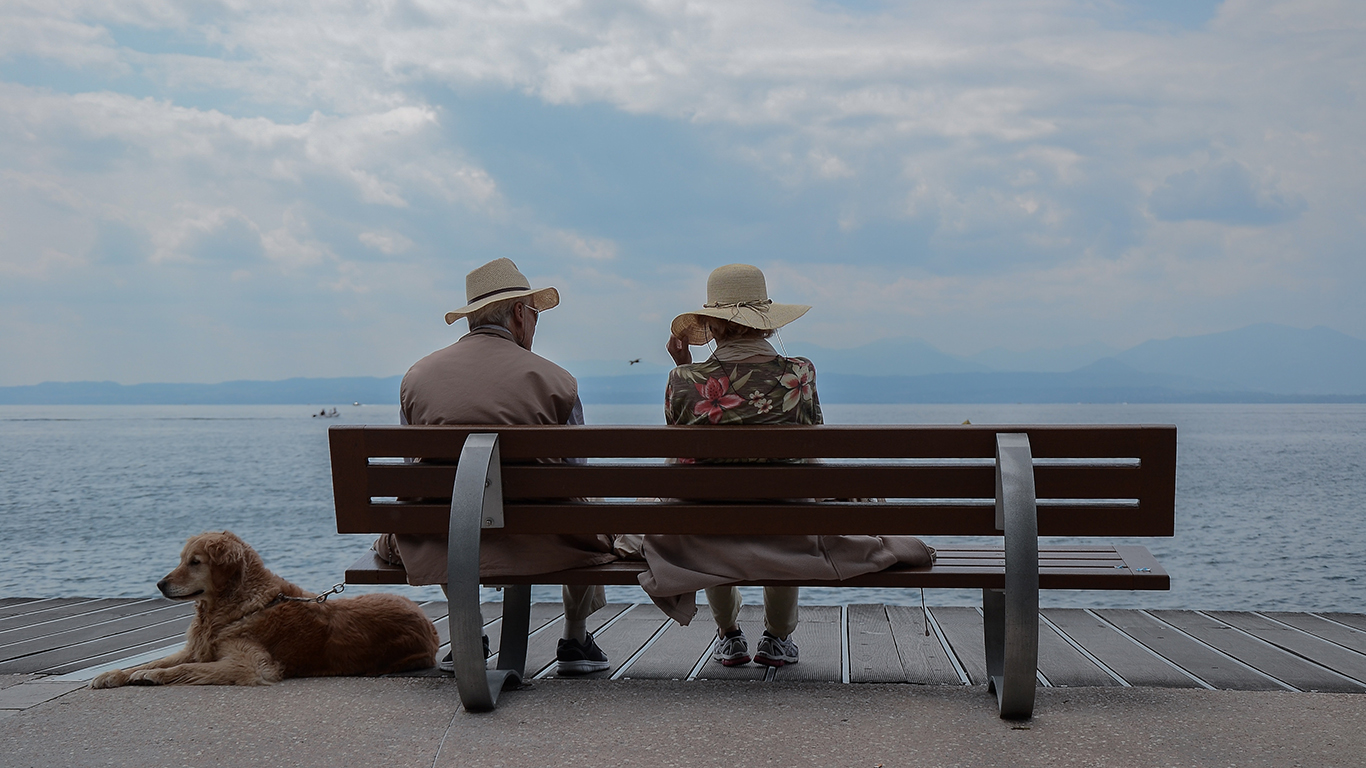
[
  {"xmin": 338, "ymin": 502, "xmax": 1171, "ymax": 537},
  {"xmin": 344, "ymin": 545, "xmax": 1169, "ymax": 591}
]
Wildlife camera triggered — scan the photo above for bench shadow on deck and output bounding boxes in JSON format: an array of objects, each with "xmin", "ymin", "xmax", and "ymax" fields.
[{"xmin": 2, "ymin": 598, "xmax": 1365, "ymax": 697}]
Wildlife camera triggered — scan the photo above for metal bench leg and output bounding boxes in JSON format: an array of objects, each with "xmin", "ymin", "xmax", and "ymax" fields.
[
  {"xmin": 985, "ymin": 432, "xmax": 1039, "ymax": 720},
  {"xmin": 447, "ymin": 433, "xmax": 521, "ymax": 712},
  {"xmin": 496, "ymin": 584, "xmax": 531, "ymax": 676}
]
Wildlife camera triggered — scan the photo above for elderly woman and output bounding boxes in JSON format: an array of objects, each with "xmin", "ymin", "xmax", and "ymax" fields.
[{"xmin": 641, "ymin": 264, "xmax": 933, "ymax": 669}]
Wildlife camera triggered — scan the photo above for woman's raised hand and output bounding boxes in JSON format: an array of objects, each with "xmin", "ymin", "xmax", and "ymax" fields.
[{"xmin": 666, "ymin": 334, "xmax": 692, "ymax": 366}]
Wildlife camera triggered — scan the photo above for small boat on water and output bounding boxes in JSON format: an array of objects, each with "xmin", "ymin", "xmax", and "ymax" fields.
[{"xmin": 313, "ymin": 408, "xmax": 340, "ymax": 418}]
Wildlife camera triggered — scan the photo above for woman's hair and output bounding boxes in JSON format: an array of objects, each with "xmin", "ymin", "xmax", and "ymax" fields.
[{"xmin": 706, "ymin": 317, "xmax": 774, "ymax": 341}]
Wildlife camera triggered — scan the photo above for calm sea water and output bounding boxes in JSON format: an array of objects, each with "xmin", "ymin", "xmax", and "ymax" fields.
[{"xmin": 1, "ymin": 403, "xmax": 1362, "ymax": 612}]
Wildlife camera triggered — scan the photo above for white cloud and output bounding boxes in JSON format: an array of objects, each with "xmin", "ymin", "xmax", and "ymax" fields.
[
  {"xmin": 545, "ymin": 229, "xmax": 619, "ymax": 261},
  {"xmin": 0, "ymin": 246, "xmax": 86, "ymax": 279},
  {"xmin": 358, "ymin": 230, "xmax": 414, "ymax": 255},
  {"xmin": 1, "ymin": 0, "xmax": 1364, "ymax": 383}
]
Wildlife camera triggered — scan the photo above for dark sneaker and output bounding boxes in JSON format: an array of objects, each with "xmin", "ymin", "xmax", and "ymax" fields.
[
  {"xmin": 754, "ymin": 631, "xmax": 799, "ymax": 667},
  {"xmin": 712, "ymin": 628, "xmax": 751, "ymax": 666},
  {"xmin": 556, "ymin": 631, "xmax": 610, "ymax": 675},
  {"xmin": 438, "ymin": 635, "xmax": 491, "ymax": 673}
]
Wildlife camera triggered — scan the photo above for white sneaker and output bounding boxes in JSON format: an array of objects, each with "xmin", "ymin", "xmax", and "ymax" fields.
[
  {"xmin": 712, "ymin": 629, "xmax": 751, "ymax": 666},
  {"xmin": 754, "ymin": 631, "xmax": 799, "ymax": 667}
]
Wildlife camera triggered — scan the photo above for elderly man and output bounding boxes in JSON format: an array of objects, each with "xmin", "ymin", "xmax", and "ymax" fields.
[{"xmin": 374, "ymin": 257, "xmax": 615, "ymax": 675}]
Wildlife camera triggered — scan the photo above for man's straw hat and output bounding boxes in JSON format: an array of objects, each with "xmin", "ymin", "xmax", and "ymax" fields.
[
  {"xmin": 670, "ymin": 264, "xmax": 810, "ymax": 345},
  {"xmin": 444, "ymin": 258, "xmax": 560, "ymax": 325}
]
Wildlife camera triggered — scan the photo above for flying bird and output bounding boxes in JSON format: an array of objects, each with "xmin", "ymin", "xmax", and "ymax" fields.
[{"xmin": 628, "ymin": 359, "xmax": 641, "ymax": 365}]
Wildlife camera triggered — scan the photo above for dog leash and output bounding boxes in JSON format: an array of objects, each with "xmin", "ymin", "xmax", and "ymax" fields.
[
  {"xmin": 225, "ymin": 584, "xmax": 349, "ymax": 628},
  {"xmin": 271, "ymin": 583, "xmax": 346, "ymax": 605}
]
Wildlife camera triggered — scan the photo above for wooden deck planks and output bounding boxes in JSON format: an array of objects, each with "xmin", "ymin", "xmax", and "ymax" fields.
[
  {"xmin": 1199, "ymin": 611, "xmax": 1366, "ymax": 691},
  {"xmin": 1099, "ymin": 609, "xmax": 1288, "ymax": 691},
  {"xmin": 1043, "ymin": 609, "xmax": 1201, "ymax": 688},
  {"xmin": 1152, "ymin": 610, "xmax": 1360, "ymax": 693},
  {"xmin": 1264, "ymin": 612, "xmax": 1366, "ymax": 656},
  {"xmin": 0, "ymin": 602, "xmax": 193, "ymax": 665},
  {"xmin": 4, "ymin": 599, "xmax": 1366, "ymax": 695},
  {"xmin": 0, "ymin": 611, "xmax": 194, "ymax": 675},
  {"xmin": 847, "ymin": 604, "xmax": 906, "ymax": 683},
  {"xmin": 43, "ymin": 634, "xmax": 186, "ymax": 676},
  {"xmin": 1320, "ymin": 613, "xmax": 1366, "ymax": 634},
  {"xmin": 616, "ymin": 612, "xmax": 717, "ymax": 680},
  {"xmin": 1035, "ymin": 618, "xmax": 1122, "ymax": 688},
  {"xmin": 0, "ymin": 598, "xmax": 106, "ymax": 624},
  {"xmin": 0, "ymin": 598, "xmax": 176, "ymax": 646},
  {"xmin": 927, "ymin": 606, "xmax": 989, "ymax": 685},
  {"xmin": 885, "ymin": 606, "xmax": 961, "ymax": 685}
]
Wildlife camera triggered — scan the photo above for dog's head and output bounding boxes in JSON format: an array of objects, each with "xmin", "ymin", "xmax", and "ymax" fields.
[{"xmin": 157, "ymin": 531, "xmax": 263, "ymax": 602}]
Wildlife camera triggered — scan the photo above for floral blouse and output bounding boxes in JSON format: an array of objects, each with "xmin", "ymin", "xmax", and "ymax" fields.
[{"xmin": 665, "ymin": 356, "xmax": 823, "ymax": 427}]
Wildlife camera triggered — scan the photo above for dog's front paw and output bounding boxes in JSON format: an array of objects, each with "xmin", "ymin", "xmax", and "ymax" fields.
[
  {"xmin": 90, "ymin": 669, "xmax": 131, "ymax": 689},
  {"xmin": 126, "ymin": 669, "xmax": 166, "ymax": 686}
]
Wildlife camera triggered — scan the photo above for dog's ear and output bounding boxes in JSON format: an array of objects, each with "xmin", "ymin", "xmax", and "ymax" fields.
[{"xmin": 200, "ymin": 531, "xmax": 249, "ymax": 570}]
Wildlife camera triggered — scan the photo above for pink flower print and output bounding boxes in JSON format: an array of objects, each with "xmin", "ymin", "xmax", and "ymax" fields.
[
  {"xmin": 778, "ymin": 362, "xmax": 815, "ymax": 412},
  {"xmin": 748, "ymin": 391, "xmax": 773, "ymax": 414},
  {"xmin": 693, "ymin": 376, "xmax": 743, "ymax": 424}
]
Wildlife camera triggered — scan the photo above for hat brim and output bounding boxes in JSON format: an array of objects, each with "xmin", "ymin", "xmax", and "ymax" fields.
[
  {"xmin": 444, "ymin": 286, "xmax": 560, "ymax": 325},
  {"xmin": 669, "ymin": 302, "xmax": 810, "ymax": 346}
]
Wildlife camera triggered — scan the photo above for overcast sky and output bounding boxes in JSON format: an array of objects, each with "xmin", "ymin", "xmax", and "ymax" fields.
[{"xmin": 1, "ymin": 0, "xmax": 1361, "ymax": 385}]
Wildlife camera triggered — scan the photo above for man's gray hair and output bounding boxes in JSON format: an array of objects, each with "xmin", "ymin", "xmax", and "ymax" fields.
[{"xmin": 467, "ymin": 297, "xmax": 520, "ymax": 329}]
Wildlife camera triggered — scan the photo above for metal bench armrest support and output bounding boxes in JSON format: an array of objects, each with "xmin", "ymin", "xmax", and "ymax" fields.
[
  {"xmin": 447, "ymin": 433, "xmax": 524, "ymax": 711},
  {"xmin": 984, "ymin": 432, "xmax": 1040, "ymax": 719}
]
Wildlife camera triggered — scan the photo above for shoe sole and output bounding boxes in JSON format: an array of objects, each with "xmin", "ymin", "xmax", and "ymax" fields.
[
  {"xmin": 716, "ymin": 654, "xmax": 751, "ymax": 666},
  {"xmin": 753, "ymin": 655, "xmax": 798, "ymax": 667},
  {"xmin": 556, "ymin": 660, "xmax": 611, "ymax": 675}
]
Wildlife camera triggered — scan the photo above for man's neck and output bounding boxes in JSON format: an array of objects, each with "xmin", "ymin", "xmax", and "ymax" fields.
[{"xmin": 469, "ymin": 323, "xmax": 530, "ymax": 350}]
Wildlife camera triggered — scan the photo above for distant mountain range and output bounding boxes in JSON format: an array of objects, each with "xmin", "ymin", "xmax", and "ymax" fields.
[
  {"xmin": 2, "ymin": 324, "xmax": 1363, "ymax": 405},
  {"xmin": 780, "ymin": 323, "xmax": 1366, "ymax": 396}
]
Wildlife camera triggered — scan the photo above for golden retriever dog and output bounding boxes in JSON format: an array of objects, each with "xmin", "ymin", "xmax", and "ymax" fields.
[{"xmin": 91, "ymin": 531, "xmax": 438, "ymax": 688}]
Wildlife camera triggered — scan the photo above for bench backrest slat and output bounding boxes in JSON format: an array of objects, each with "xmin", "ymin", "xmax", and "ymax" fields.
[
  {"xmin": 363, "ymin": 463, "xmax": 1155, "ymax": 501},
  {"xmin": 349, "ymin": 424, "xmax": 1164, "ymax": 459}
]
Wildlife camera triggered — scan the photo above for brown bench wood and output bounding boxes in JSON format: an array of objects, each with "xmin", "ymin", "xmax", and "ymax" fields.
[{"xmin": 329, "ymin": 423, "xmax": 1176, "ymax": 718}]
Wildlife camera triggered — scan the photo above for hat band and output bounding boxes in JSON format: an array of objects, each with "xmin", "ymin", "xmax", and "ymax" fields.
[
  {"xmin": 703, "ymin": 299, "xmax": 772, "ymax": 310},
  {"xmin": 469, "ymin": 285, "xmax": 532, "ymax": 304}
]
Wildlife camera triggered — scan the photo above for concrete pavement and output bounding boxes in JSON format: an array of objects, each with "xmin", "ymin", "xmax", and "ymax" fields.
[{"xmin": 2, "ymin": 674, "xmax": 1363, "ymax": 767}]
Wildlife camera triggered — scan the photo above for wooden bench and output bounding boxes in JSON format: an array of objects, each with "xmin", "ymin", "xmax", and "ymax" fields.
[{"xmin": 329, "ymin": 424, "xmax": 1176, "ymax": 718}]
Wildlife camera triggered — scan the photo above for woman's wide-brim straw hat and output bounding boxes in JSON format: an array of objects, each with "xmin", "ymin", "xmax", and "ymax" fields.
[
  {"xmin": 444, "ymin": 258, "xmax": 560, "ymax": 324},
  {"xmin": 670, "ymin": 263, "xmax": 811, "ymax": 345}
]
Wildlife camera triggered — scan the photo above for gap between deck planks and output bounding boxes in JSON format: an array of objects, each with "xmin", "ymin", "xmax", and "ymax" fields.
[{"xmin": 2, "ymin": 599, "xmax": 1364, "ymax": 694}]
